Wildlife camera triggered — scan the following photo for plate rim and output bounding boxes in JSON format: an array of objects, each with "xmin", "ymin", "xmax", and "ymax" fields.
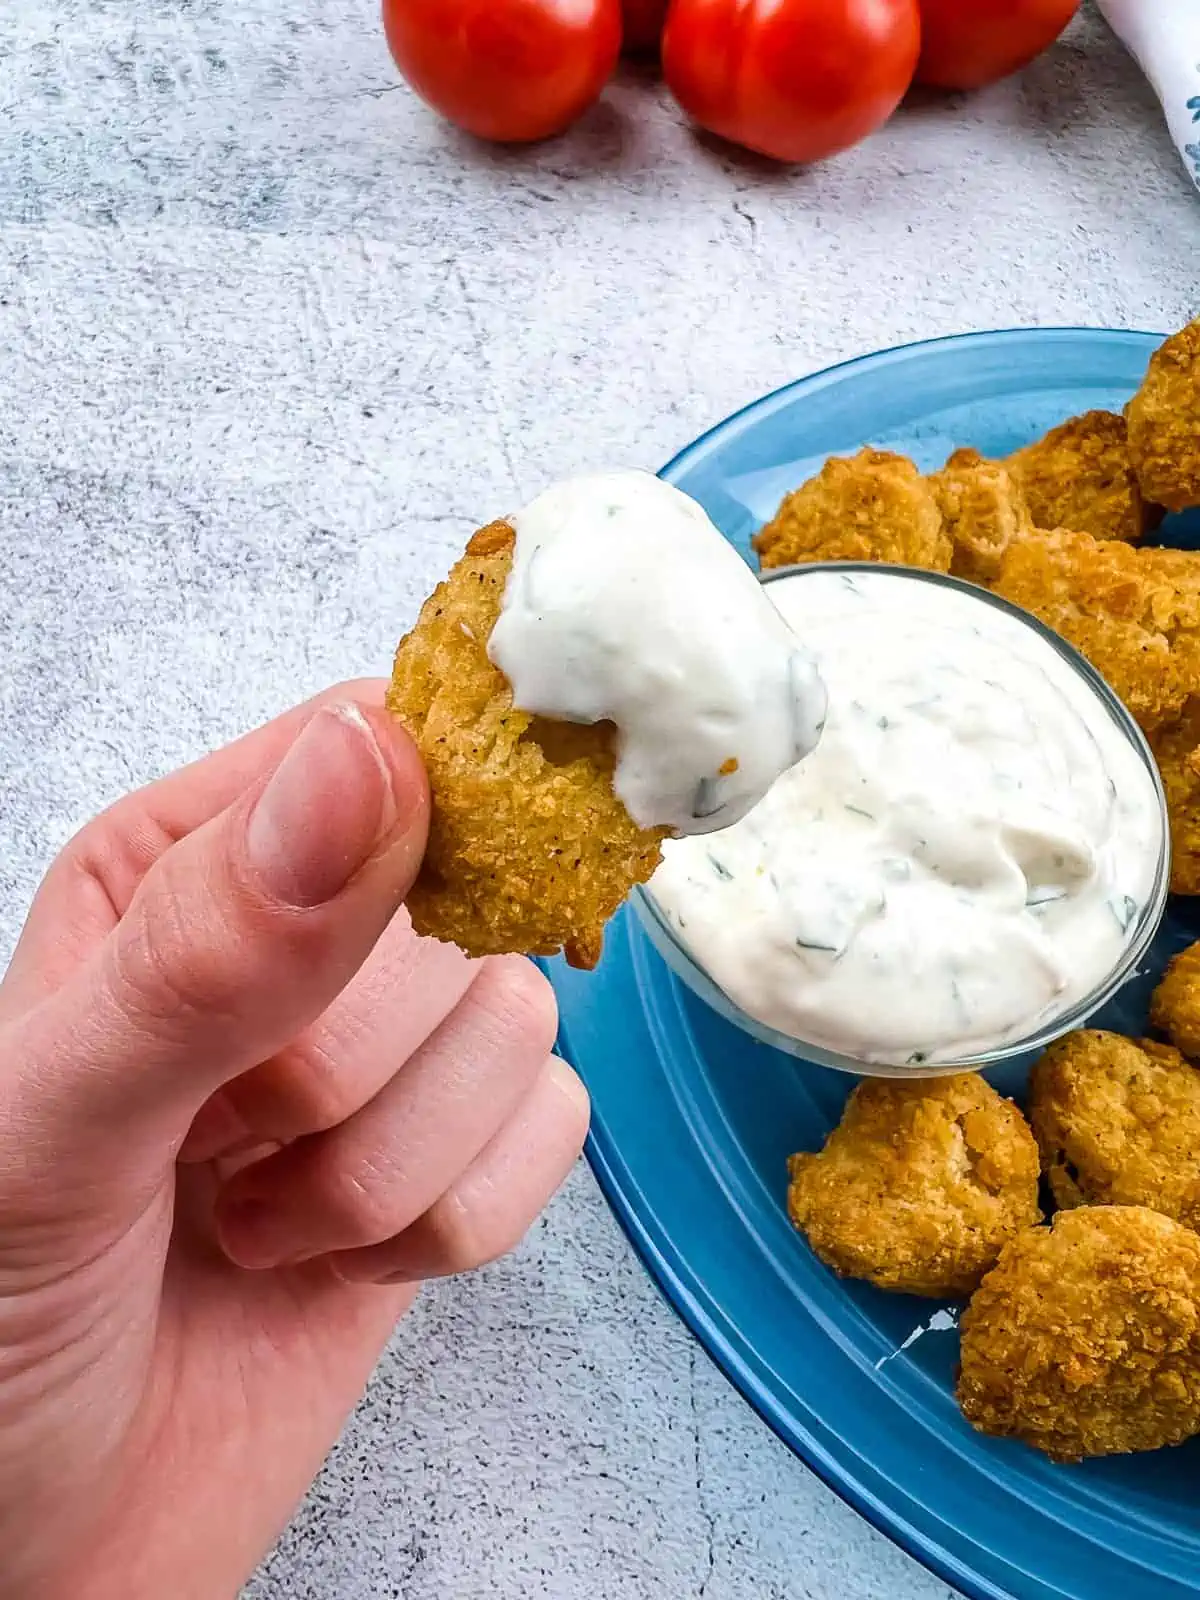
[
  {"xmin": 581, "ymin": 1115, "xmax": 1000, "ymax": 1600},
  {"xmin": 575, "ymin": 323, "xmax": 1174, "ymax": 1600},
  {"xmin": 658, "ymin": 324, "xmax": 1163, "ymax": 490}
]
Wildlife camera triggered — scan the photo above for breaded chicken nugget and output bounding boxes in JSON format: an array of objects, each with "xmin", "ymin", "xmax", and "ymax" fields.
[
  {"xmin": 1150, "ymin": 702, "xmax": 1200, "ymax": 895},
  {"xmin": 387, "ymin": 521, "xmax": 667, "ymax": 968},
  {"xmin": 1005, "ymin": 410, "xmax": 1160, "ymax": 545},
  {"xmin": 786, "ymin": 1074, "xmax": 1041, "ymax": 1298},
  {"xmin": 989, "ymin": 526, "xmax": 1190, "ymax": 732},
  {"xmin": 1137, "ymin": 546, "xmax": 1200, "ymax": 697},
  {"xmin": 1150, "ymin": 941, "xmax": 1200, "ymax": 1060},
  {"xmin": 929, "ymin": 447, "xmax": 1032, "ymax": 585},
  {"xmin": 1027, "ymin": 1030, "xmax": 1200, "ymax": 1228},
  {"xmin": 958, "ymin": 1206, "xmax": 1200, "ymax": 1461},
  {"xmin": 1126, "ymin": 319, "xmax": 1200, "ymax": 513},
  {"xmin": 753, "ymin": 448, "xmax": 952, "ymax": 573}
]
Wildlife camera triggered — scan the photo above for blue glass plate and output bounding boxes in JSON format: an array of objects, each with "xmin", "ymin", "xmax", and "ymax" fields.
[{"xmin": 545, "ymin": 331, "xmax": 1200, "ymax": 1600}]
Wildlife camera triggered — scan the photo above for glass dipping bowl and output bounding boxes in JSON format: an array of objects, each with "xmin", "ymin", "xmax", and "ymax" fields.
[{"xmin": 632, "ymin": 562, "xmax": 1172, "ymax": 1079}]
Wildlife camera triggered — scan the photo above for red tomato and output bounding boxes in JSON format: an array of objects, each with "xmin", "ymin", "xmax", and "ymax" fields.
[
  {"xmin": 622, "ymin": 0, "xmax": 669, "ymax": 53},
  {"xmin": 916, "ymin": 0, "xmax": 1080, "ymax": 90},
  {"xmin": 662, "ymin": 0, "xmax": 921, "ymax": 165},
  {"xmin": 383, "ymin": 0, "xmax": 622, "ymax": 143}
]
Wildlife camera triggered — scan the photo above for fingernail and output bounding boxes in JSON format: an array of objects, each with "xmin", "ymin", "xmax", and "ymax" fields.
[
  {"xmin": 547, "ymin": 1054, "xmax": 591, "ymax": 1119},
  {"xmin": 217, "ymin": 1197, "xmax": 291, "ymax": 1271},
  {"xmin": 246, "ymin": 705, "xmax": 396, "ymax": 908},
  {"xmin": 330, "ymin": 1256, "xmax": 419, "ymax": 1287},
  {"xmin": 212, "ymin": 1140, "xmax": 284, "ymax": 1183}
]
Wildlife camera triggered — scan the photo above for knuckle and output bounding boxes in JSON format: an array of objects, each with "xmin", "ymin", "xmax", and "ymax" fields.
[
  {"xmin": 59, "ymin": 804, "xmax": 176, "ymax": 920},
  {"xmin": 476, "ymin": 956, "xmax": 559, "ymax": 1059},
  {"xmin": 108, "ymin": 879, "xmax": 248, "ymax": 1037},
  {"xmin": 258, "ymin": 1044, "xmax": 351, "ymax": 1138},
  {"xmin": 315, "ymin": 1152, "xmax": 401, "ymax": 1249}
]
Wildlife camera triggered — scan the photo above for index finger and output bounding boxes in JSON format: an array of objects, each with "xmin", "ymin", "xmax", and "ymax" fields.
[{"xmin": 3, "ymin": 679, "xmax": 389, "ymax": 1008}]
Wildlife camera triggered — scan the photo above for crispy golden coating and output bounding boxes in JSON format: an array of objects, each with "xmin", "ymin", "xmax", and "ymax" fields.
[
  {"xmin": 387, "ymin": 521, "xmax": 667, "ymax": 968},
  {"xmin": 1137, "ymin": 547, "xmax": 1200, "ymax": 700},
  {"xmin": 958, "ymin": 1206, "xmax": 1200, "ymax": 1461},
  {"xmin": 753, "ymin": 448, "xmax": 952, "ymax": 573},
  {"xmin": 1027, "ymin": 1030, "xmax": 1200, "ymax": 1229},
  {"xmin": 989, "ymin": 526, "xmax": 1192, "ymax": 733},
  {"xmin": 930, "ymin": 447, "xmax": 1032, "ymax": 585},
  {"xmin": 786, "ymin": 1074, "xmax": 1041, "ymax": 1299},
  {"xmin": 1150, "ymin": 701, "xmax": 1200, "ymax": 895},
  {"xmin": 1005, "ymin": 410, "xmax": 1160, "ymax": 545},
  {"xmin": 1151, "ymin": 941, "xmax": 1200, "ymax": 1060},
  {"xmin": 1126, "ymin": 319, "xmax": 1200, "ymax": 513},
  {"xmin": 755, "ymin": 459, "xmax": 1199, "ymax": 737}
]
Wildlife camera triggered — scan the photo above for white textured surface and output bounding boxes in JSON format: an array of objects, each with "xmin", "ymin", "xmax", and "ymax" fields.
[{"xmin": 0, "ymin": 3, "xmax": 1195, "ymax": 1597}]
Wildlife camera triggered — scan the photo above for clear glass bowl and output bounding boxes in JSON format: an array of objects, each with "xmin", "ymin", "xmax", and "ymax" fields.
[{"xmin": 633, "ymin": 562, "xmax": 1172, "ymax": 1079}]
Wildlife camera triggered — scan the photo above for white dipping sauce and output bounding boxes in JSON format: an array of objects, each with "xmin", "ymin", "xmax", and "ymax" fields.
[
  {"xmin": 488, "ymin": 471, "xmax": 827, "ymax": 835},
  {"xmin": 649, "ymin": 567, "xmax": 1165, "ymax": 1067}
]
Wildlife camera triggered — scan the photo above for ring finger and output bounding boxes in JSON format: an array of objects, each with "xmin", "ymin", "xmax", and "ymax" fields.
[{"xmin": 330, "ymin": 1053, "xmax": 589, "ymax": 1285}]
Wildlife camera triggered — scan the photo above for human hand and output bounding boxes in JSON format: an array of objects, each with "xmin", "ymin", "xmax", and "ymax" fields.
[{"xmin": 0, "ymin": 682, "xmax": 589, "ymax": 1600}]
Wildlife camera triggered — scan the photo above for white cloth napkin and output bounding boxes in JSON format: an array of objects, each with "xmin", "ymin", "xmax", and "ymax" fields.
[{"xmin": 1097, "ymin": 0, "xmax": 1200, "ymax": 195}]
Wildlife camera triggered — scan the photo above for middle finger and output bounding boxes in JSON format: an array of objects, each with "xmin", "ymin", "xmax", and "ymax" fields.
[
  {"xmin": 179, "ymin": 910, "xmax": 476, "ymax": 1161},
  {"xmin": 212, "ymin": 955, "xmax": 558, "ymax": 1269}
]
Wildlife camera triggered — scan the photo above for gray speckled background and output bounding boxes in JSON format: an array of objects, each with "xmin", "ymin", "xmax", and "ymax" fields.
[{"xmin": 1, "ymin": 3, "xmax": 1196, "ymax": 1596}]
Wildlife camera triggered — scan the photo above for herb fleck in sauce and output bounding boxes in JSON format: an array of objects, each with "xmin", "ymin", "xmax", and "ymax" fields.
[{"xmin": 649, "ymin": 568, "xmax": 1164, "ymax": 1067}]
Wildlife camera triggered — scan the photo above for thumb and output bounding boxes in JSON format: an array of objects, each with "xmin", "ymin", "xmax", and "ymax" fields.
[{"xmin": 3, "ymin": 702, "xmax": 429, "ymax": 1172}]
